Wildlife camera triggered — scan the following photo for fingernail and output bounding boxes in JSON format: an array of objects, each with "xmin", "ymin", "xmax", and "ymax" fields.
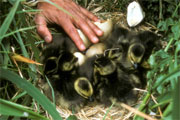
[
  {"xmin": 44, "ymin": 36, "xmax": 51, "ymax": 43},
  {"xmin": 92, "ymin": 37, "xmax": 99, "ymax": 43},
  {"xmin": 96, "ymin": 19, "xmax": 101, "ymax": 22},
  {"xmin": 80, "ymin": 44, "xmax": 86, "ymax": 51},
  {"xmin": 97, "ymin": 30, "xmax": 103, "ymax": 36}
]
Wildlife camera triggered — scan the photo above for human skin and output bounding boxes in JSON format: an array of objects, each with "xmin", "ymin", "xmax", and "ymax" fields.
[{"xmin": 35, "ymin": 0, "xmax": 103, "ymax": 51}]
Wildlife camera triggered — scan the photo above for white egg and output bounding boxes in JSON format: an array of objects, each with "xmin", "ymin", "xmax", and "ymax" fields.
[
  {"xmin": 127, "ymin": 1, "xmax": 145, "ymax": 27},
  {"xmin": 74, "ymin": 52, "xmax": 86, "ymax": 66},
  {"xmin": 77, "ymin": 19, "xmax": 113, "ymax": 48},
  {"xmin": 85, "ymin": 43, "xmax": 106, "ymax": 58},
  {"xmin": 94, "ymin": 19, "xmax": 113, "ymax": 41}
]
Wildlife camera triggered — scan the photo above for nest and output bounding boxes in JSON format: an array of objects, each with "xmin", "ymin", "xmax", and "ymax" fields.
[
  {"xmin": 56, "ymin": 103, "xmax": 131, "ymax": 120},
  {"xmin": 37, "ymin": 10, "xmax": 161, "ymax": 120}
]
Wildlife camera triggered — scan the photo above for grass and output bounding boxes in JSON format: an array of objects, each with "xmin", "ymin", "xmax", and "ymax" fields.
[{"xmin": 0, "ymin": 0, "xmax": 180, "ymax": 120}]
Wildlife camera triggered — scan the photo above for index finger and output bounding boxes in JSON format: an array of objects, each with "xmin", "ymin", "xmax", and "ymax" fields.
[
  {"xmin": 61, "ymin": 20, "xmax": 86, "ymax": 51},
  {"xmin": 80, "ymin": 6, "xmax": 100, "ymax": 22}
]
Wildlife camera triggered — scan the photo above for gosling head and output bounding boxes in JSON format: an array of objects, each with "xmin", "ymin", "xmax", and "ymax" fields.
[
  {"xmin": 74, "ymin": 77, "xmax": 94, "ymax": 101},
  {"xmin": 44, "ymin": 56, "xmax": 58, "ymax": 74},
  {"xmin": 128, "ymin": 43, "xmax": 145, "ymax": 69},
  {"xmin": 94, "ymin": 56, "xmax": 116, "ymax": 76},
  {"xmin": 58, "ymin": 51, "xmax": 78, "ymax": 72}
]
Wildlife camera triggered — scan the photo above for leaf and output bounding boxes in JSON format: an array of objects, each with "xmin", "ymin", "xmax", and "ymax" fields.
[
  {"xmin": 0, "ymin": 26, "xmax": 36, "ymax": 40},
  {"xmin": 0, "ymin": 99, "xmax": 48, "ymax": 120},
  {"xmin": 13, "ymin": 20, "xmax": 37, "ymax": 73},
  {"xmin": 169, "ymin": 62, "xmax": 177, "ymax": 89},
  {"xmin": 0, "ymin": 0, "xmax": 21, "ymax": 43},
  {"xmin": 0, "ymin": 115, "xmax": 9, "ymax": 120},
  {"xmin": 156, "ymin": 74, "xmax": 166, "ymax": 94},
  {"xmin": 163, "ymin": 102, "xmax": 173, "ymax": 118},
  {"xmin": 11, "ymin": 53, "xmax": 43, "ymax": 65},
  {"xmin": 0, "ymin": 68, "xmax": 62, "ymax": 120},
  {"xmin": 154, "ymin": 50, "xmax": 170, "ymax": 59},
  {"xmin": 157, "ymin": 21, "xmax": 167, "ymax": 31},
  {"xmin": 103, "ymin": 102, "xmax": 115, "ymax": 120},
  {"xmin": 166, "ymin": 18, "xmax": 174, "ymax": 27},
  {"xmin": 152, "ymin": 65, "xmax": 180, "ymax": 90},
  {"xmin": 171, "ymin": 22, "xmax": 180, "ymax": 40},
  {"xmin": 157, "ymin": 18, "xmax": 174, "ymax": 32},
  {"xmin": 66, "ymin": 115, "xmax": 78, "ymax": 120},
  {"xmin": 8, "ymin": 0, "xmax": 17, "ymax": 4},
  {"xmin": 149, "ymin": 50, "xmax": 171, "ymax": 70},
  {"xmin": 172, "ymin": 80, "xmax": 180, "ymax": 120},
  {"xmin": 148, "ymin": 54, "xmax": 156, "ymax": 67}
]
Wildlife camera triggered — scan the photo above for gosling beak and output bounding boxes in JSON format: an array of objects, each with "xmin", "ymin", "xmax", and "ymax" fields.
[
  {"xmin": 130, "ymin": 59, "xmax": 138, "ymax": 69},
  {"xmin": 88, "ymin": 96, "xmax": 94, "ymax": 102},
  {"xmin": 133, "ymin": 63, "xmax": 138, "ymax": 69}
]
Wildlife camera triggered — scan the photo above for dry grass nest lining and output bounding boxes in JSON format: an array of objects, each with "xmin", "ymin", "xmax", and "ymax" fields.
[
  {"xmin": 56, "ymin": 103, "xmax": 133, "ymax": 120},
  {"xmin": 39, "ymin": 12, "xmax": 160, "ymax": 120}
]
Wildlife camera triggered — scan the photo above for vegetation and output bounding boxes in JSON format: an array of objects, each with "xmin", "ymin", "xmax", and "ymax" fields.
[{"xmin": 0, "ymin": 0, "xmax": 179, "ymax": 120}]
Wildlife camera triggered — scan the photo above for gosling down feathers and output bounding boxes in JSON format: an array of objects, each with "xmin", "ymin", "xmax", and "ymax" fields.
[
  {"xmin": 42, "ymin": 51, "xmax": 94, "ymax": 111},
  {"xmin": 93, "ymin": 50, "xmax": 140, "ymax": 106},
  {"xmin": 106, "ymin": 26, "xmax": 159, "ymax": 70},
  {"xmin": 41, "ymin": 34, "xmax": 94, "ymax": 111},
  {"xmin": 41, "ymin": 23, "xmax": 160, "ymax": 109},
  {"xmin": 42, "ymin": 75, "xmax": 94, "ymax": 111}
]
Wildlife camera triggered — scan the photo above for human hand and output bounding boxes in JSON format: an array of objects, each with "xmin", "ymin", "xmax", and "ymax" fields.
[{"xmin": 35, "ymin": 0, "xmax": 103, "ymax": 51}]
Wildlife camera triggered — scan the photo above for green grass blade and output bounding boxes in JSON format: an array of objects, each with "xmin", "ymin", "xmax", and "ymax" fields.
[
  {"xmin": 151, "ymin": 99, "xmax": 171, "ymax": 109},
  {"xmin": 172, "ymin": 80, "xmax": 180, "ymax": 120},
  {"xmin": 0, "ymin": 0, "xmax": 21, "ymax": 43},
  {"xmin": 133, "ymin": 93, "xmax": 151, "ymax": 120},
  {"xmin": 45, "ymin": 76, "xmax": 55, "ymax": 106},
  {"xmin": 152, "ymin": 65, "xmax": 180, "ymax": 90},
  {"xmin": 66, "ymin": 115, "xmax": 78, "ymax": 120},
  {"xmin": 163, "ymin": 103, "xmax": 172, "ymax": 118},
  {"xmin": 12, "ymin": 20, "xmax": 37, "ymax": 73},
  {"xmin": 0, "ymin": 115, "xmax": 9, "ymax": 120},
  {"xmin": 0, "ymin": 68, "xmax": 62, "ymax": 120},
  {"xmin": 16, "ymin": 9, "xmax": 41, "ymax": 14},
  {"xmin": 164, "ymin": 38, "xmax": 174, "ymax": 52},
  {"xmin": 11, "ymin": 91, "xmax": 27, "ymax": 101},
  {"xmin": 0, "ymin": 26, "xmax": 36, "ymax": 40},
  {"xmin": 0, "ymin": 98, "xmax": 48, "ymax": 120},
  {"xmin": 103, "ymin": 102, "xmax": 115, "ymax": 120},
  {"xmin": 0, "ymin": 42, "xmax": 12, "ymax": 69}
]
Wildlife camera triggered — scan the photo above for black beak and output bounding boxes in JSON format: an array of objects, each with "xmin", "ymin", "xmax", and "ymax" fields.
[
  {"xmin": 88, "ymin": 96, "xmax": 94, "ymax": 102},
  {"xmin": 133, "ymin": 63, "xmax": 138, "ymax": 69}
]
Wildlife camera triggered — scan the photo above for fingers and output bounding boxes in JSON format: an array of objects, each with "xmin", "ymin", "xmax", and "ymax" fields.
[
  {"xmin": 73, "ymin": 14, "xmax": 103, "ymax": 44},
  {"xmin": 61, "ymin": 20, "xmax": 86, "ymax": 51},
  {"xmin": 77, "ymin": 6, "xmax": 103, "ymax": 42},
  {"xmin": 86, "ymin": 20, "xmax": 103, "ymax": 37},
  {"xmin": 79, "ymin": 21, "xmax": 99, "ymax": 44},
  {"xmin": 35, "ymin": 0, "xmax": 104, "ymax": 52},
  {"xmin": 79, "ymin": 6, "xmax": 100, "ymax": 22},
  {"xmin": 35, "ymin": 14, "xmax": 52, "ymax": 43}
]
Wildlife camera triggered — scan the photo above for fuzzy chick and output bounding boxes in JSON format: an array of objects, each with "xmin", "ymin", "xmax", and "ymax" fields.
[
  {"xmin": 42, "ymin": 75, "xmax": 94, "ymax": 111},
  {"xmin": 93, "ymin": 49, "xmax": 140, "ymax": 106}
]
